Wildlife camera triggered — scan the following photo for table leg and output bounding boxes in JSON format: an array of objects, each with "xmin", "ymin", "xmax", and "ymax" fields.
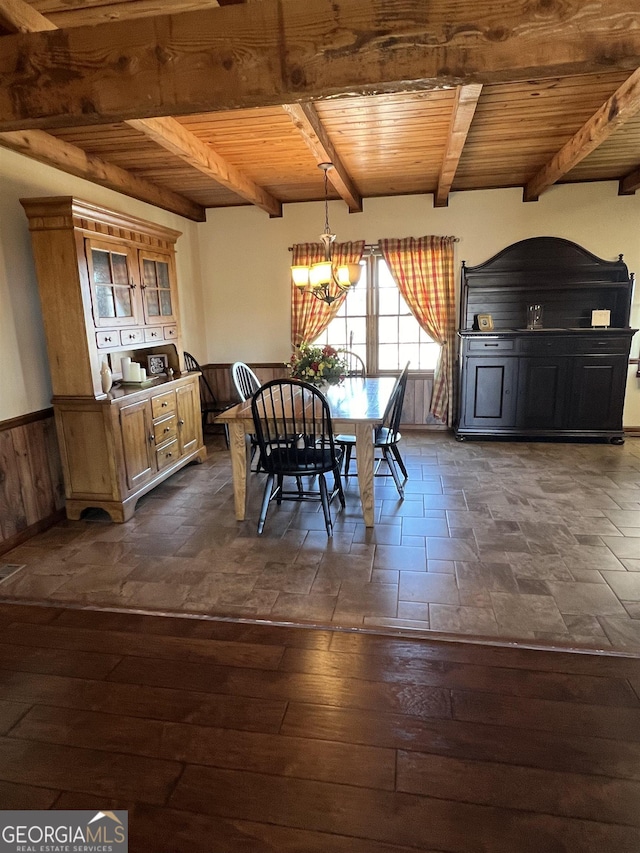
[
  {"xmin": 354, "ymin": 423, "xmax": 375, "ymax": 527},
  {"xmin": 228, "ymin": 421, "xmax": 249, "ymax": 521}
]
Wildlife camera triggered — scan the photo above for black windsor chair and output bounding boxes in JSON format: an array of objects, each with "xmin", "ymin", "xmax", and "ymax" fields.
[
  {"xmin": 183, "ymin": 351, "xmax": 230, "ymax": 445},
  {"xmin": 250, "ymin": 379, "xmax": 345, "ymax": 536},
  {"xmin": 342, "ymin": 350, "xmax": 366, "ymax": 377},
  {"xmin": 336, "ymin": 362, "xmax": 410, "ymax": 499}
]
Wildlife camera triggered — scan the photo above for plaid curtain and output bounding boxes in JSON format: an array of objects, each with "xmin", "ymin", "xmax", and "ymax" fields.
[
  {"xmin": 379, "ymin": 236, "xmax": 457, "ymax": 425},
  {"xmin": 291, "ymin": 241, "xmax": 365, "ymax": 348}
]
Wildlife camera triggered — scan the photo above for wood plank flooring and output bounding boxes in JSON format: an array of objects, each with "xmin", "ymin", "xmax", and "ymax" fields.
[{"xmin": 1, "ymin": 601, "xmax": 640, "ymax": 852}]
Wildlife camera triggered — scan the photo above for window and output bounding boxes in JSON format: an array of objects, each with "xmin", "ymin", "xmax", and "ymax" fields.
[{"xmin": 314, "ymin": 252, "xmax": 440, "ymax": 372}]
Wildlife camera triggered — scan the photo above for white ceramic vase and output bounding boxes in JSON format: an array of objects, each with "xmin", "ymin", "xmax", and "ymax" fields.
[{"xmin": 100, "ymin": 362, "xmax": 113, "ymax": 393}]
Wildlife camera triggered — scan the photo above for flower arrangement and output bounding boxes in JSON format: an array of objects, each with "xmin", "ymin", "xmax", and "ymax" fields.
[{"xmin": 287, "ymin": 343, "xmax": 348, "ymax": 387}]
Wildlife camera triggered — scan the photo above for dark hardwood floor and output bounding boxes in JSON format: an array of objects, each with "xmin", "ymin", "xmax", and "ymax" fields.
[{"xmin": 1, "ymin": 602, "xmax": 640, "ymax": 851}]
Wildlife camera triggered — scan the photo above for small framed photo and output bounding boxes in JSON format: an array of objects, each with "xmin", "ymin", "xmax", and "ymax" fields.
[
  {"xmin": 147, "ymin": 353, "xmax": 169, "ymax": 375},
  {"xmin": 476, "ymin": 313, "xmax": 494, "ymax": 332}
]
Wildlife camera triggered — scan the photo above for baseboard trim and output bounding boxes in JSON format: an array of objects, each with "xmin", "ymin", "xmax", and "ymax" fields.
[
  {"xmin": 625, "ymin": 426, "xmax": 640, "ymax": 437},
  {"xmin": 0, "ymin": 509, "xmax": 66, "ymax": 558},
  {"xmin": 0, "ymin": 407, "xmax": 54, "ymax": 433}
]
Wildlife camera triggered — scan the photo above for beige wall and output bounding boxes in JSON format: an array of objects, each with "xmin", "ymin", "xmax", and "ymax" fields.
[
  {"xmin": 1, "ymin": 143, "xmax": 639, "ymax": 425},
  {"xmin": 0, "ymin": 146, "xmax": 206, "ymax": 421}
]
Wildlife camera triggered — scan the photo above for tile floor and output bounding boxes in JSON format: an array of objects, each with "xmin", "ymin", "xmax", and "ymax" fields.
[{"xmin": 2, "ymin": 431, "xmax": 640, "ymax": 653}]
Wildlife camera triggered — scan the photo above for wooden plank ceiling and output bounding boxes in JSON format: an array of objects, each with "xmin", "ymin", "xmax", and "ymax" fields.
[{"xmin": 1, "ymin": 1, "xmax": 640, "ymax": 221}]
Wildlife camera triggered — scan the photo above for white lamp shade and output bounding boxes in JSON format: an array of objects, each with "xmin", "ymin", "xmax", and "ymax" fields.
[
  {"xmin": 291, "ymin": 265, "xmax": 310, "ymax": 287},
  {"xmin": 336, "ymin": 263, "xmax": 363, "ymax": 288},
  {"xmin": 309, "ymin": 260, "xmax": 332, "ymax": 287}
]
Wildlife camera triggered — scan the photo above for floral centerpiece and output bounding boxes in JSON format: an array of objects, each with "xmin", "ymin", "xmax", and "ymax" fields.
[{"xmin": 287, "ymin": 343, "xmax": 348, "ymax": 387}]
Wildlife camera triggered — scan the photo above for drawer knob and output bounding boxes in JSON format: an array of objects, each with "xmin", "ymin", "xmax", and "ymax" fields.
[
  {"xmin": 166, "ymin": 452, "xmax": 173, "ymax": 459},
  {"xmin": 105, "ymin": 336, "xmax": 112, "ymax": 342},
  {"xmin": 162, "ymin": 401, "xmax": 168, "ymax": 407},
  {"xmin": 178, "ymin": 419, "xmax": 185, "ymax": 426},
  {"xmin": 164, "ymin": 426, "xmax": 171, "ymax": 433},
  {"xmin": 148, "ymin": 433, "xmax": 155, "ymax": 444}
]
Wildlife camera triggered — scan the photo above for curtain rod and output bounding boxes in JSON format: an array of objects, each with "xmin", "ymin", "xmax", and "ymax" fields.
[{"xmin": 289, "ymin": 238, "xmax": 460, "ymax": 251}]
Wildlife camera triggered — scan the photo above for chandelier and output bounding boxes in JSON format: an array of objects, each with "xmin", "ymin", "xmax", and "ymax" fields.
[{"xmin": 291, "ymin": 163, "xmax": 362, "ymax": 305}]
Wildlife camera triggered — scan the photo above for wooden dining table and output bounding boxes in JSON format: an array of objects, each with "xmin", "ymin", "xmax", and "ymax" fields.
[{"xmin": 215, "ymin": 377, "xmax": 397, "ymax": 528}]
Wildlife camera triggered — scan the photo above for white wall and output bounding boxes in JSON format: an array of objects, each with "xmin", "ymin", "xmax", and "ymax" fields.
[
  {"xmin": 1, "ymin": 142, "xmax": 639, "ymax": 426},
  {"xmin": 202, "ymin": 182, "xmax": 640, "ymax": 425},
  {"xmin": 0, "ymin": 146, "xmax": 206, "ymax": 420}
]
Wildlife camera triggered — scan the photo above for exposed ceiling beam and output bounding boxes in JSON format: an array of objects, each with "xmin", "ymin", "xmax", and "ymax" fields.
[
  {"xmin": 283, "ymin": 103, "xmax": 361, "ymax": 213},
  {"xmin": 127, "ymin": 116, "xmax": 282, "ymax": 217},
  {"xmin": 1, "ymin": 1, "xmax": 640, "ymax": 132},
  {"xmin": 524, "ymin": 67, "xmax": 640, "ymax": 202},
  {"xmin": 619, "ymin": 165, "xmax": 640, "ymax": 195},
  {"xmin": 434, "ymin": 84, "xmax": 482, "ymax": 208},
  {"xmin": 0, "ymin": 0, "xmax": 205, "ymax": 221},
  {"xmin": 0, "ymin": 128, "xmax": 206, "ymax": 220},
  {"xmin": 0, "ymin": 0, "xmax": 56, "ymax": 32}
]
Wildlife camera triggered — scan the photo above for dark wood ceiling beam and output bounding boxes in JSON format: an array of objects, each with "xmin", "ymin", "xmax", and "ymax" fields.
[
  {"xmin": 619, "ymin": 166, "xmax": 640, "ymax": 195},
  {"xmin": 0, "ymin": 128, "xmax": 206, "ymax": 220},
  {"xmin": 127, "ymin": 116, "xmax": 282, "ymax": 216},
  {"xmin": 1, "ymin": 0, "xmax": 640, "ymax": 132},
  {"xmin": 0, "ymin": 0, "xmax": 55, "ymax": 32},
  {"xmin": 434, "ymin": 84, "xmax": 482, "ymax": 208},
  {"xmin": 283, "ymin": 103, "xmax": 361, "ymax": 213},
  {"xmin": 524, "ymin": 67, "xmax": 640, "ymax": 202}
]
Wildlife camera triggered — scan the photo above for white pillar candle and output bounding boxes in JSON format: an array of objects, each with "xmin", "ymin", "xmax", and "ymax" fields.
[
  {"xmin": 130, "ymin": 362, "xmax": 142, "ymax": 381},
  {"xmin": 121, "ymin": 357, "xmax": 131, "ymax": 381},
  {"xmin": 139, "ymin": 367, "xmax": 146, "ymax": 381}
]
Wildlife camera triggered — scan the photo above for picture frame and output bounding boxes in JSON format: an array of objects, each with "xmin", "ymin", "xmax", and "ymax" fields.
[
  {"xmin": 147, "ymin": 353, "xmax": 169, "ymax": 375},
  {"xmin": 476, "ymin": 313, "xmax": 494, "ymax": 332}
]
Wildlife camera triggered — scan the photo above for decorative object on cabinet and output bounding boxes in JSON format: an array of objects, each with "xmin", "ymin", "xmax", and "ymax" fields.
[
  {"xmin": 100, "ymin": 362, "xmax": 113, "ymax": 393},
  {"xmin": 147, "ymin": 354, "xmax": 169, "ymax": 375},
  {"xmin": 476, "ymin": 314, "xmax": 494, "ymax": 332},
  {"xmin": 591, "ymin": 309, "xmax": 611, "ymax": 328},
  {"xmin": 526, "ymin": 303, "xmax": 544, "ymax": 330},
  {"xmin": 456, "ymin": 237, "xmax": 637, "ymax": 444},
  {"xmin": 20, "ymin": 196, "xmax": 206, "ymax": 522}
]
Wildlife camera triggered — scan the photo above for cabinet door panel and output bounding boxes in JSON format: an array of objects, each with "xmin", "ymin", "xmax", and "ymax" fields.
[
  {"xmin": 516, "ymin": 357, "xmax": 568, "ymax": 430},
  {"xmin": 120, "ymin": 400, "xmax": 155, "ymax": 491},
  {"xmin": 176, "ymin": 381, "xmax": 200, "ymax": 456},
  {"xmin": 461, "ymin": 358, "xmax": 517, "ymax": 427},
  {"xmin": 139, "ymin": 249, "xmax": 177, "ymax": 325},
  {"xmin": 86, "ymin": 238, "xmax": 140, "ymax": 328},
  {"xmin": 566, "ymin": 356, "xmax": 627, "ymax": 431}
]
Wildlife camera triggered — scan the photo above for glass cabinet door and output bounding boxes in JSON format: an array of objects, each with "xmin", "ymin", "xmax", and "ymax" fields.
[
  {"xmin": 86, "ymin": 238, "xmax": 140, "ymax": 328},
  {"xmin": 139, "ymin": 250, "xmax": 176, "ymax": 325}
]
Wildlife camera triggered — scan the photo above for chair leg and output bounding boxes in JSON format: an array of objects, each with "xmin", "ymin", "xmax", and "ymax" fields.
[
  {"xmin": 333, "ymin": 464, "xmax": 346, "ymax": 508},
  {"xmin": 276, "ymin": 474, "xmax": 284, "ymax": 504},
  {"xmin": 391, "ymin": 443, "xmax": 408, "ymax": 480},
  {"xmin": 343, "ymin": 444, "xmax": 353, "ymax": 478},
  {"xmin": 318, "ymin": 474, "xmax": 333, "ymax": 536},
  {"xmin": 257, "ymin": 473, "xmax": 274, "ymax": 534},
  {"xmin": 382, "ymin": 447, "xmax": 405, "ymax": 499}
]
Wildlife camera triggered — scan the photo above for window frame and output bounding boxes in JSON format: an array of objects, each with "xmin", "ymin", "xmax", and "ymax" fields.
[{"xmin": 315, "ymin": 249, "xmax": 438, "ymax": 377}]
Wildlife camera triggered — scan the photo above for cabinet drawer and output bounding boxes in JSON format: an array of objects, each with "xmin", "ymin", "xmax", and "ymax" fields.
[
  {"xmin": 120, "ymin": 328, "xmax": 144, "ymax": 347},
  {"xmin": 164, "ymin": 325, "xmax": 178, "ymax": 340},
  {"xmin": 466, "ymin": 338, "xmax": 515, "ymax": 352},
  {"xmin": 518, "ymin": 336, "xmax": 567, "ymax": 355},
  {"xmin": 144, "ymin": 327, "xmax": 164, "ymax": 343},
  {"xmin": 153, "ymin": 414, "xmax": 177, "ymax": 444},
  {"xmin": 151, "ymin": 390, "xmax": 176, "ymax": 418},
  {"xmin": 96, "ymin": 331, "xmax": 119, "ymax": 349},
  {"xmin": 571, "ymin": 336, "xmax": 629, "ymax": 354},
  {"xmin": 156, "ymin": 438, "xmax": 179, "ymax": 471}
]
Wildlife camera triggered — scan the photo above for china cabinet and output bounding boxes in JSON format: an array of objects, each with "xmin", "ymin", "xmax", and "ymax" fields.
[
  {"xmin": 455, "ymin": 237, "xmax": 636, "ymax": 443},
  {"xmin": 21, "ymin": 196, "xmax": 206, "ymax": 521}
]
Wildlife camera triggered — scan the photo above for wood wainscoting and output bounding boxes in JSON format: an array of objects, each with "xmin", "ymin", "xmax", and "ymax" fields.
[
  {"xmin": 201, "ymin": 363, "xmax": 444, "ymax": 428},
  {"xmin": 0, "ymin": 409, "xmax": 65, "ymax": 557}
]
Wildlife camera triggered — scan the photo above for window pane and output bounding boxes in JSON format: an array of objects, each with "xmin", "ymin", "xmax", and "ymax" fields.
[
  {"xmin": 378, "ymin": 343, "xmax": 399, "ymax": 371},
  {"xmin": 378, "ymin": 287, "xmax": 399, "ymax": 315},
  {"xmin": 146, "ymin": 290, "xmax": 160, "ymax": 316},
  {"xmin": 111, "ymin": 254, "xmax": 129, "ymax": 285},
  {"xmin": 114, "ymin": 286, "xmax": 132, "ymax": 318},
  {"xmin": 96, "ymin": 285, "xmax": 115, "ymax": 318},
  {"xmin": 160, "ymin": 290, "xmax": 173, "ymax": 315},
  {"xmin": 143, "ymin": 259, "xmax": 157, "ymax": 288},
  {"xmin": 157, "ymin": 262, "xmax": 170, "ymax": 288},
  {"xmin": 378, "ymin": 315, "xmax": 398, "ymax": 343},
  {"xmin": 92, "ymin": 250, "xmax": 111, "ymax": 284}
]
